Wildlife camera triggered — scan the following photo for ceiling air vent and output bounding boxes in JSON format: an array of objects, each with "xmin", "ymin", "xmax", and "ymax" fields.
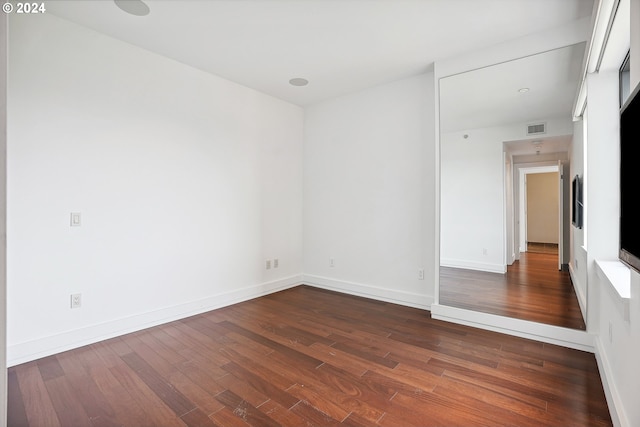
[{"xmin": 527, "ymin": 122, "xmax": 546, "ymax": 135}]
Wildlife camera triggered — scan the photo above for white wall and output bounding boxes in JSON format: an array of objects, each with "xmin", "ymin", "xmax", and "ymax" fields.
[
  {"xmin": 595, "ymin": 270, "xmax": 640, "ymax": 427},
  {"xmin": 7, "ymin": 13, "xmax": 304, "ymax": 365},
  {"xmin": 0, "ymin": 12, "xmax": 7, "ymax": 427},
  {"xmin": 440, "ymin": 118, "xmax": 573, "ymax": 273},
  {"xmin": 505, "ymin": 154, "xmax": 515, "ymax": 264},
  {"xmin": 526, "ymin": 172, "xmax": 559, "ymax": 244},
  {"xmin": 440, "ymin": 127, "xmax": 505, "ymax": 272},
  {"xmin": 303, "ymin": 73, "xmax": 435, "ymax": 309},
  {"xmin": 579, "ymin": 1, "xmax": 640, "ymax": 424},
  {"xmin": 569, "ymin": 117, "xmax": 588, "ymax": 316}
]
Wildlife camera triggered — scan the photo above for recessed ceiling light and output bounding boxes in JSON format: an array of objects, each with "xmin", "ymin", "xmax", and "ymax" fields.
[
  {"xmin": 289, "ymin": 78, "xmax": 309, "ymax": 87},
  {"xmin": 518, "ymin": 87, "xmax": 530, "ymax": 93},
  {"xmin": 114, "ymin": 0, "xmax": 150, "ymax": 16}
]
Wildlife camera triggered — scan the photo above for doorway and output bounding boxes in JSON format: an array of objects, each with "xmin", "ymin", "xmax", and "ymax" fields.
[
  {"xmin": 517, "ymin": 164, "xmax": 568, "ymax": 270},
  {"xmin": 525, "ymin": 171, "xmax": 560, "ymax": 255}
]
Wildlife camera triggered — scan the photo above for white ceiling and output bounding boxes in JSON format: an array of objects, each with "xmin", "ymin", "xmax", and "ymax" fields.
[
  {"xmin": 439, "ymin": 42, "xmax": 587, "ymax": 133},
  {"xmin": 46, "ymin": 0, "xmax": 594, "ymax": 106}
]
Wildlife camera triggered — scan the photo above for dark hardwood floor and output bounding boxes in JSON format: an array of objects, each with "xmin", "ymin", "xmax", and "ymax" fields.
[
  {"xmin": 440, "ymin": 251, "xmax": 586, "ymax": 330},
  {"xmin": 8, "ymin": 285, "xmax": 609, "ymax": 426},
  {"xmin": 526, "ymin": 242, "xmax": 559, "ymax": 254}
]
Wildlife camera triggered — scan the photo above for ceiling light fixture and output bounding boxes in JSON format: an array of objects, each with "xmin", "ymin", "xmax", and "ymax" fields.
[
  {"xmin": 114, "ymin": 0, "xmax": 150, "ymax": 16},
  {"xmin": 289, "ymin": 78, "xmax": 309, "ymax": 87},
  {"xmin": 518, "ymin": 87, "xmax": 530, "ymax": 93}
]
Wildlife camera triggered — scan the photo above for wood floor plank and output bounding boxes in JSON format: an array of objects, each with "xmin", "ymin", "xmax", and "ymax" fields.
[
  {"xmin": 390, "ymin": 389, "xmax": 502, "ymax": 427},
  {"xmin": 125, "ymin": 330, "xmax": 226, "ymax": 414},
  {"xmin": 432, "ymin": 379, "xmax": 551, "ymax": 427},
  {"xmin": 269, "ymin": 351, "xmax": 389, "ymax": 423},
  {"xmin": 221, "ymin": 361, "xmax": 299, "ymax": 409},
  {"xmin": 255, "ymin": 399, "xmax": 310, "ymax": 427},
  {"xmin": 218, "ymin": 320, "xmax": 323, "ymax": 370},
  {"xmin": 55, "ymin": 350, "xmax": 120, "ymax": 427},
  {"xmin": 315, "ymin": 361, "xmax": 396, "ymax": 403},
  {"xmin": 7, "ymin": 369, "xmax": 30, "ymax": 427},
  {"xmin": 429, "ymin": 357, "xmax": 558, "ymax": 402},
  {"xmin": 43, "ymin": 375, "xmax": 92, "ymax": 427},
  {"xmin": 75, "ymin": 346, "xmax": 154, "ymax": 427},
  {"xmin": 36, "ymin": 356, "xmax": 65, "ymax": 382},
  {"xmin": 217, "ymin": 345, "xmax": 295, "ymax": 391},
  {"xmin": 15, "ymin": 362, "xmax": 62, "ymax": 427},
  {"xmin": 214, "ymin": 373, "xmax": 270, "ymax": 409},
  {"xmin": 208, "ymin": 407, "xmax": 252, "ymax": 427},
  {"xmin": 8, "ymin": 285, "xmax": 612, "ymax": 427},
  {"xmin": 166, "ymin": 370, "xmax": 225, "ymax": 417},
  {"xmin": 214, "ymin": 389, "xmax": 280, "ymax": 427},
  {"xmin": 160, "ymin": 324, "xmax": 229, "ymax": 379},
  {"xmin": 90, "ymin": 341, "xmax": 125, "ymax": 369},
  {"xmin": 287, "ymin": 383, "xmax": 352, "ymax": 422},
  {"xmin": 179, "ymin": 408, "xmax": 221, "ymax": 427},
  {"xmin": 109, "ymin": 363, "xmax": 187, "ymax": 427},
  {"xmin": 330, "ymin": 340, "xmax": 399, "ymax": 369},
  {"xmin": 290, "ymin": 399, "xmax": 342, "ymax": 427},
  {"xmin": 441, "ymin": 251, "xmax": 586, "ymax": 329},
  {"xmin": 121, "ymin": 352, "xmax": 196, "ymax": 417},
  {"xmin": 174, "ymin": 361, "xmax": 226, "ymax": 398}
]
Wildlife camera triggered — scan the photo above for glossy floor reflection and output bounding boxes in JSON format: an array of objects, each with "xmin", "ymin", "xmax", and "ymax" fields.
[{"xmin": 440, "ymin": 250, "xmax": 586, "ymax": 330}]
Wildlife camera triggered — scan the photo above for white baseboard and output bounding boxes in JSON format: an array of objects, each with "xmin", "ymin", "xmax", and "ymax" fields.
[
  {"xmin": 440, "ymin": 258, "xmax": 506, "ymax": 274},
  {"xmin": 302, "ymin": 274, "xmax": 433, "ymax": 310},
  {"xmin": 569, "ymin": 263, "xmax": 588, "ymax": 321},
  {"xmin": 7, "ymin": 275, "xmax": 303, "ymax": 367},
  {"xmin": 594, "ymin": 337, "xmax": 627, "ymax": 427},
  {"xmin": 430, "ymin": 304, "xmax": 594, "ymax": 352}
]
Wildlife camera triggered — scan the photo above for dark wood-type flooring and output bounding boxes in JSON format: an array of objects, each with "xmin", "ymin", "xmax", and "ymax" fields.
[
  {"xmin": 526, "ymin": 242, "xmax": 559, "ymax": 255},
  {"xmin": 440, "ymin": 251, "xmax": 586, "ymax": 330},
  {"xmin": 8, "ymin": 285, "xmax": 609, "ymax": 426}
]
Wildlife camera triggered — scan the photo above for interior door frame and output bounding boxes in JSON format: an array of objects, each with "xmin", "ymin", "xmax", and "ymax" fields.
[
  {"xmin": 557, "ymin": 160, "xmax": 564, "ymax": 270},
  {"xmin": 517, "ymin": 164, "xmax": 562, "ymax": 264}
]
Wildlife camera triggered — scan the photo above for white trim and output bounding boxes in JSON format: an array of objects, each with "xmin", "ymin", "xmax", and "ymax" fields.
[
  {"xmin": 7, "ymin": 275, "xmax": 303, "ymax": 366},
  {"xmin": 302, "ymin": 274, "xmax": 434, "ymax": 310},
  {"xmin": 596, "ymin": 260, "xmax": 631, "ymax": 321},
  {"xmin": 569, "ymin": 262, "xmax": 588, "ymax": 320},
  {"xmin": 431, "ymin": 304, "xmax": 594, "ymax": 352},
  {"xmin": 439, "ymin": 259, "xmax": 506, "ymax": 274},
  {"xmin": 574, "ymin": 0, "xmax": 622, "ymax": 118},
  {"xmin": 595, "ymin": 336, "xmax": 627, "ymax": 427},
  {"xmin": 518, "ymin": 164, "xmax": 561, "ymax": 253}
]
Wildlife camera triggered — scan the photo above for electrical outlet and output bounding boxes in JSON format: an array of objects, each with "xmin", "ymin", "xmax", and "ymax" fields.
[
  {"xmin": 70, "ymin": 293, "xmax": 81, "ymax": 309},
  {"xmin": 482, "ymin": 248, "xmax": 488, "ymax": 255},
  {"xmin": 329, "ymin": 257, "xmax": 335, "ymax": 267},
  {"xmin": 266, "ymin": 260, "xmax": 271, "ymax": 270},
  {"xmin": 418, "ymin": 268, "xmax": 425, "ymax": 280},
  {"xmin": 273, "ymin": 258, "xmax": 279, "ymax": 268},
  {"xmin": 70, "ymin": 212, "xmax": 81, "ymax": 227}
]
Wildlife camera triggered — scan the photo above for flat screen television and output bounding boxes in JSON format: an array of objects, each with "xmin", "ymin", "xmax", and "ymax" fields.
[
  {"xmin": 619, "ymin": 82, "xmax": 640, "ymax": 273},
  {"xmin": 572, "ymin": 175, "xmax": 583, "ymax": 229}
]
